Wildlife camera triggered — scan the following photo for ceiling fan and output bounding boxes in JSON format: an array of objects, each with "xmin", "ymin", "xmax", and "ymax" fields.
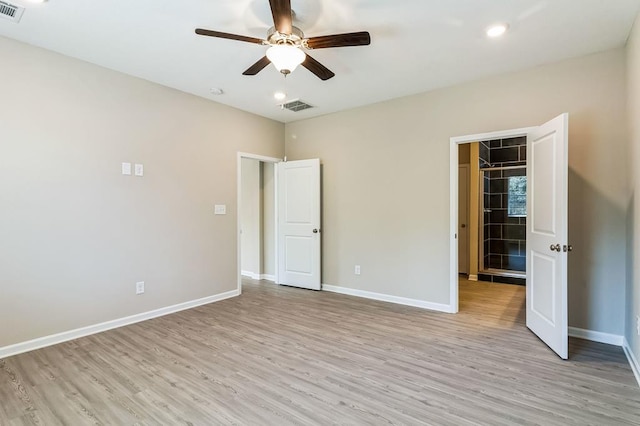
[{"xmin": 195, "ymin": 0, "xmax": 371, "ymax": 81}]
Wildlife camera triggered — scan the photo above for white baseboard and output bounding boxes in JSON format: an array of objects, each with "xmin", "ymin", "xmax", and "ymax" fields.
[
  {"xmin": 0, "ymin": 289, "xmax": 239, "ymax": 360},
  {"xmin": 322, "ymin": 284, "xmax": 453, "ymax": 313},
  {"xmin": 568, "ymin": 327, "xmax": 624, "ymax": 346},
  {"xmin": 623, "ymin": 338, "xmax": 640, "ymax": 388},
  {"xmin": 241, "ymin": 271, "xmax": 275, "ymax": 282},
  {"xmin": 468, "ymin": 274, "xmax": 478, "ymax": 281},
  {"xmin": 241, "ymin": 270, "xmax": 260, "ymax": 280}
]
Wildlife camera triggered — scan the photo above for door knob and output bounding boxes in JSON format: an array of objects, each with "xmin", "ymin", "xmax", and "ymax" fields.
[
  {"xmin": 550, "ymin": 244, "xmax": 561, "ymax": 252},
  {"xmin": 313, "ymin": 229, "xmax": 319, "ymax": 233},
  {"xmin": 461, "ymin": 224, "xmax": 466, "ymax": 228}
]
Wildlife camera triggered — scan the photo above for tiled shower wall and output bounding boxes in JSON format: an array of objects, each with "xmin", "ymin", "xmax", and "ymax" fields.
[{"xmin": 479, "ymin": 137, "xmax": 527, "ymax": 273}]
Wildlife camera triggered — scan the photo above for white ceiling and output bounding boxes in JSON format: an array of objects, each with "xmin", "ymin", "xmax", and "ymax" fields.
[{"xmin": 2, "ymin": 0, "xmax": 639, "ymax": 122}]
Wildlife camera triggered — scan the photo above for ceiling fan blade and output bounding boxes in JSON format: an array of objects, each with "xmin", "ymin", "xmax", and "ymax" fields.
[
  {"xmin": 195, "ymin": 29, "xmax": 265, "ymax": 45},
  {"xmin": 242, "ymin": 56, "xmax": 271, "ymax": 76},
  {"xmin": 305, "ymin": 32, "xmax": 371, "ymax": 49},
  {"xmin": 269, "ymin": 0, "xmax": 293, "ymax": 34},
  {"xmin": 301, "ymin": 54, "xmax": 335, "ymax": 81}
]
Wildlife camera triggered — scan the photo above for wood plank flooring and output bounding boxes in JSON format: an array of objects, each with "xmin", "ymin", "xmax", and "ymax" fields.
[{"xmin": 1, "ymin": 278, "xmax": 639, "ymax": 425}]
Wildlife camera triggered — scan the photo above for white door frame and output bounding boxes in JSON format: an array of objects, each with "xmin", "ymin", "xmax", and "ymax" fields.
[
  {"xmin": 449, "ymin": 127, "xmax": 536, "ymax": 313},
  {"xmin": 237, "ymin": 152, "xmax": 282, "ymax": 294}
]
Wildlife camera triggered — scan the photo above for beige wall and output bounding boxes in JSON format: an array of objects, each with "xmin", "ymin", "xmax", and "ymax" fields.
[
  {"xmin": 0, "ymin": 37, "xmax": 284, "ymax": 348},
  {"xmin": 626, "ymin": 14, "xmax": 640, "ymax": 364},
  {"xmin": 286, "ymin": 48, "xmax": 628, "ymax": 334},
  {"xmin": 241, "ymin": 158, "xmax": 262, "ymax": 275}
]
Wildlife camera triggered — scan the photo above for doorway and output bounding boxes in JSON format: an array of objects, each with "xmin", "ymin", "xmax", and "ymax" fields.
[
  {"xmin": 237, "ymin": 154, "xmax": 322, "ymax": 293},
  {"xmin": 449, "ymin": 115, "xmax": 570, "ymax": 359},
  {"xmin": 450, "ymin": 127, "xmax": 535, "ymax": 312},
  {"xmin": 458, "ymin": 137, "xmax": 528, "ymax": 285},
  {"xmin": 457, "ymin": 140, "xmax": 528, "ymax": 328},
  {"xmin": 237, "ymin": 153, "xmax": 281, "ymax": 293}
]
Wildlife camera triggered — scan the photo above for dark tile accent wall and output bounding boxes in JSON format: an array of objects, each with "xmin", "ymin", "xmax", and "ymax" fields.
[{"xmin": 478, "ymin": 137, "xmax": 527, "ymax": 274}]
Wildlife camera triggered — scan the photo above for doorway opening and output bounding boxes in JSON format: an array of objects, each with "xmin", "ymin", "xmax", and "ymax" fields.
[
  {"xmin": 449, "ymin": 127, "xmax": 536, "ymax": 314},
  {"xmin": 237, "ymin": 155, "xmax": 322, "ymax": 293},
  {"xmin": 457, "ymin": 136, "xmax": 528, "ymax": 287},
  {"xmin": 237, "ymin": 153, "xmax": 281, "ymax": 293},
  {"xmin": 457, "ymin": 139, "xmax": 529, "ymax": 331}
]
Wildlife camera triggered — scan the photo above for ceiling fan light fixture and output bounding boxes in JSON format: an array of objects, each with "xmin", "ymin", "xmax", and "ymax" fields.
[{"xmin": 266, "ymin": 45, "xmax": 306, "ymax": 75}]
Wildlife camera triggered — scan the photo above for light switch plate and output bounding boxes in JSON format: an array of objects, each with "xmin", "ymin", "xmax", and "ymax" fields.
[
  {"xmin": 134, "ymin": 163, "xmax": 144, "ymax": 176},
  {"xmin": 214, "ymin": 204, "xmax": 227, "ymax": 215},
  {"xmin": 122, "ymin": 162, "xmax": 132, "ymax": 175}
]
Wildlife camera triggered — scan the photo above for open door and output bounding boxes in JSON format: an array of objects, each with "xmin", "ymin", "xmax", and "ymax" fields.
[
  {"xmin": 277, "ymin": 159, "xmax": 321, "ymax": 290},
  {"xmin": 526, "ymin": 113, "xmax": 569, "ymax": 359}
]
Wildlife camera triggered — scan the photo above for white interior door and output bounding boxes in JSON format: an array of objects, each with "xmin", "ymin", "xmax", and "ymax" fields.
[
  {"xmin": 526, "ymin": 113, "xmax": 569, "ymax": 359},
  {"xmin": 277, "ymin": 159, "xmax": 321, "ymax": 290},
  {"xmin": 458, "ymin": 165, "xmax": 470, "ymax": 274}
]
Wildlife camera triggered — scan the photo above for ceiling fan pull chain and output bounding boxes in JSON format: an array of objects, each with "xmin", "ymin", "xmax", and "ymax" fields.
[{"xmin": 280, "ymin": 73, "xmax": 287, "ymax": 111}]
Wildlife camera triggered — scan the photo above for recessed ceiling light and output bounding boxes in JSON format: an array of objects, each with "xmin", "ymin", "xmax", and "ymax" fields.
[
  {"xmin": 210, "ymin": 87, "xmax": 224, "ymax": 95},
  {"xmin": 274, "ymin": 91, "xmax": 286, "ymax": 101},
  {"xmin": 486, "ymin": 24, "xmax": 508, "ymax": 38}
]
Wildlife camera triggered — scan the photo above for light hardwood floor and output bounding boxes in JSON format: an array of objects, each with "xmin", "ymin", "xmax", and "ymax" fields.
[{"xmin": 1, "ymin": 278, "xmax": 639, "ymax": 425}]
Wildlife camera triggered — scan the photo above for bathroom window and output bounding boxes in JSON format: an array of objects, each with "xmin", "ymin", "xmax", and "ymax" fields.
[{"xmin": 508, "ymin": 176, "xmax": 527, "ymax": 217}]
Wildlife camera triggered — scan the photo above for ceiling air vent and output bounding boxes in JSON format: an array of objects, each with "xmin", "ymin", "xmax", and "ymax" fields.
[
  {"xmin": 280, "ymin": 99, "xmax": 314, "ymax": 112},
  {"xmin": 0, "ymin": 1, "xmax": 24, "ymax": 23}
]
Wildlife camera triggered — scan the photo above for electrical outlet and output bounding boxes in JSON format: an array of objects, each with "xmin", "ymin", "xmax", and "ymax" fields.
[
  {"xmin": 355, "ymin": 265, "xmax": 361, "ymax": 275},
  {"xmin": 136, "ymin": 281, "xmax": 145, "ymax": 295}
]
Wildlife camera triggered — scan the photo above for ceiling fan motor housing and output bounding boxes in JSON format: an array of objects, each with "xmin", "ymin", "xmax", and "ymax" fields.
[{"xmin": 267, "ymin": 25, "xmax": 305, "ymax": 47}]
